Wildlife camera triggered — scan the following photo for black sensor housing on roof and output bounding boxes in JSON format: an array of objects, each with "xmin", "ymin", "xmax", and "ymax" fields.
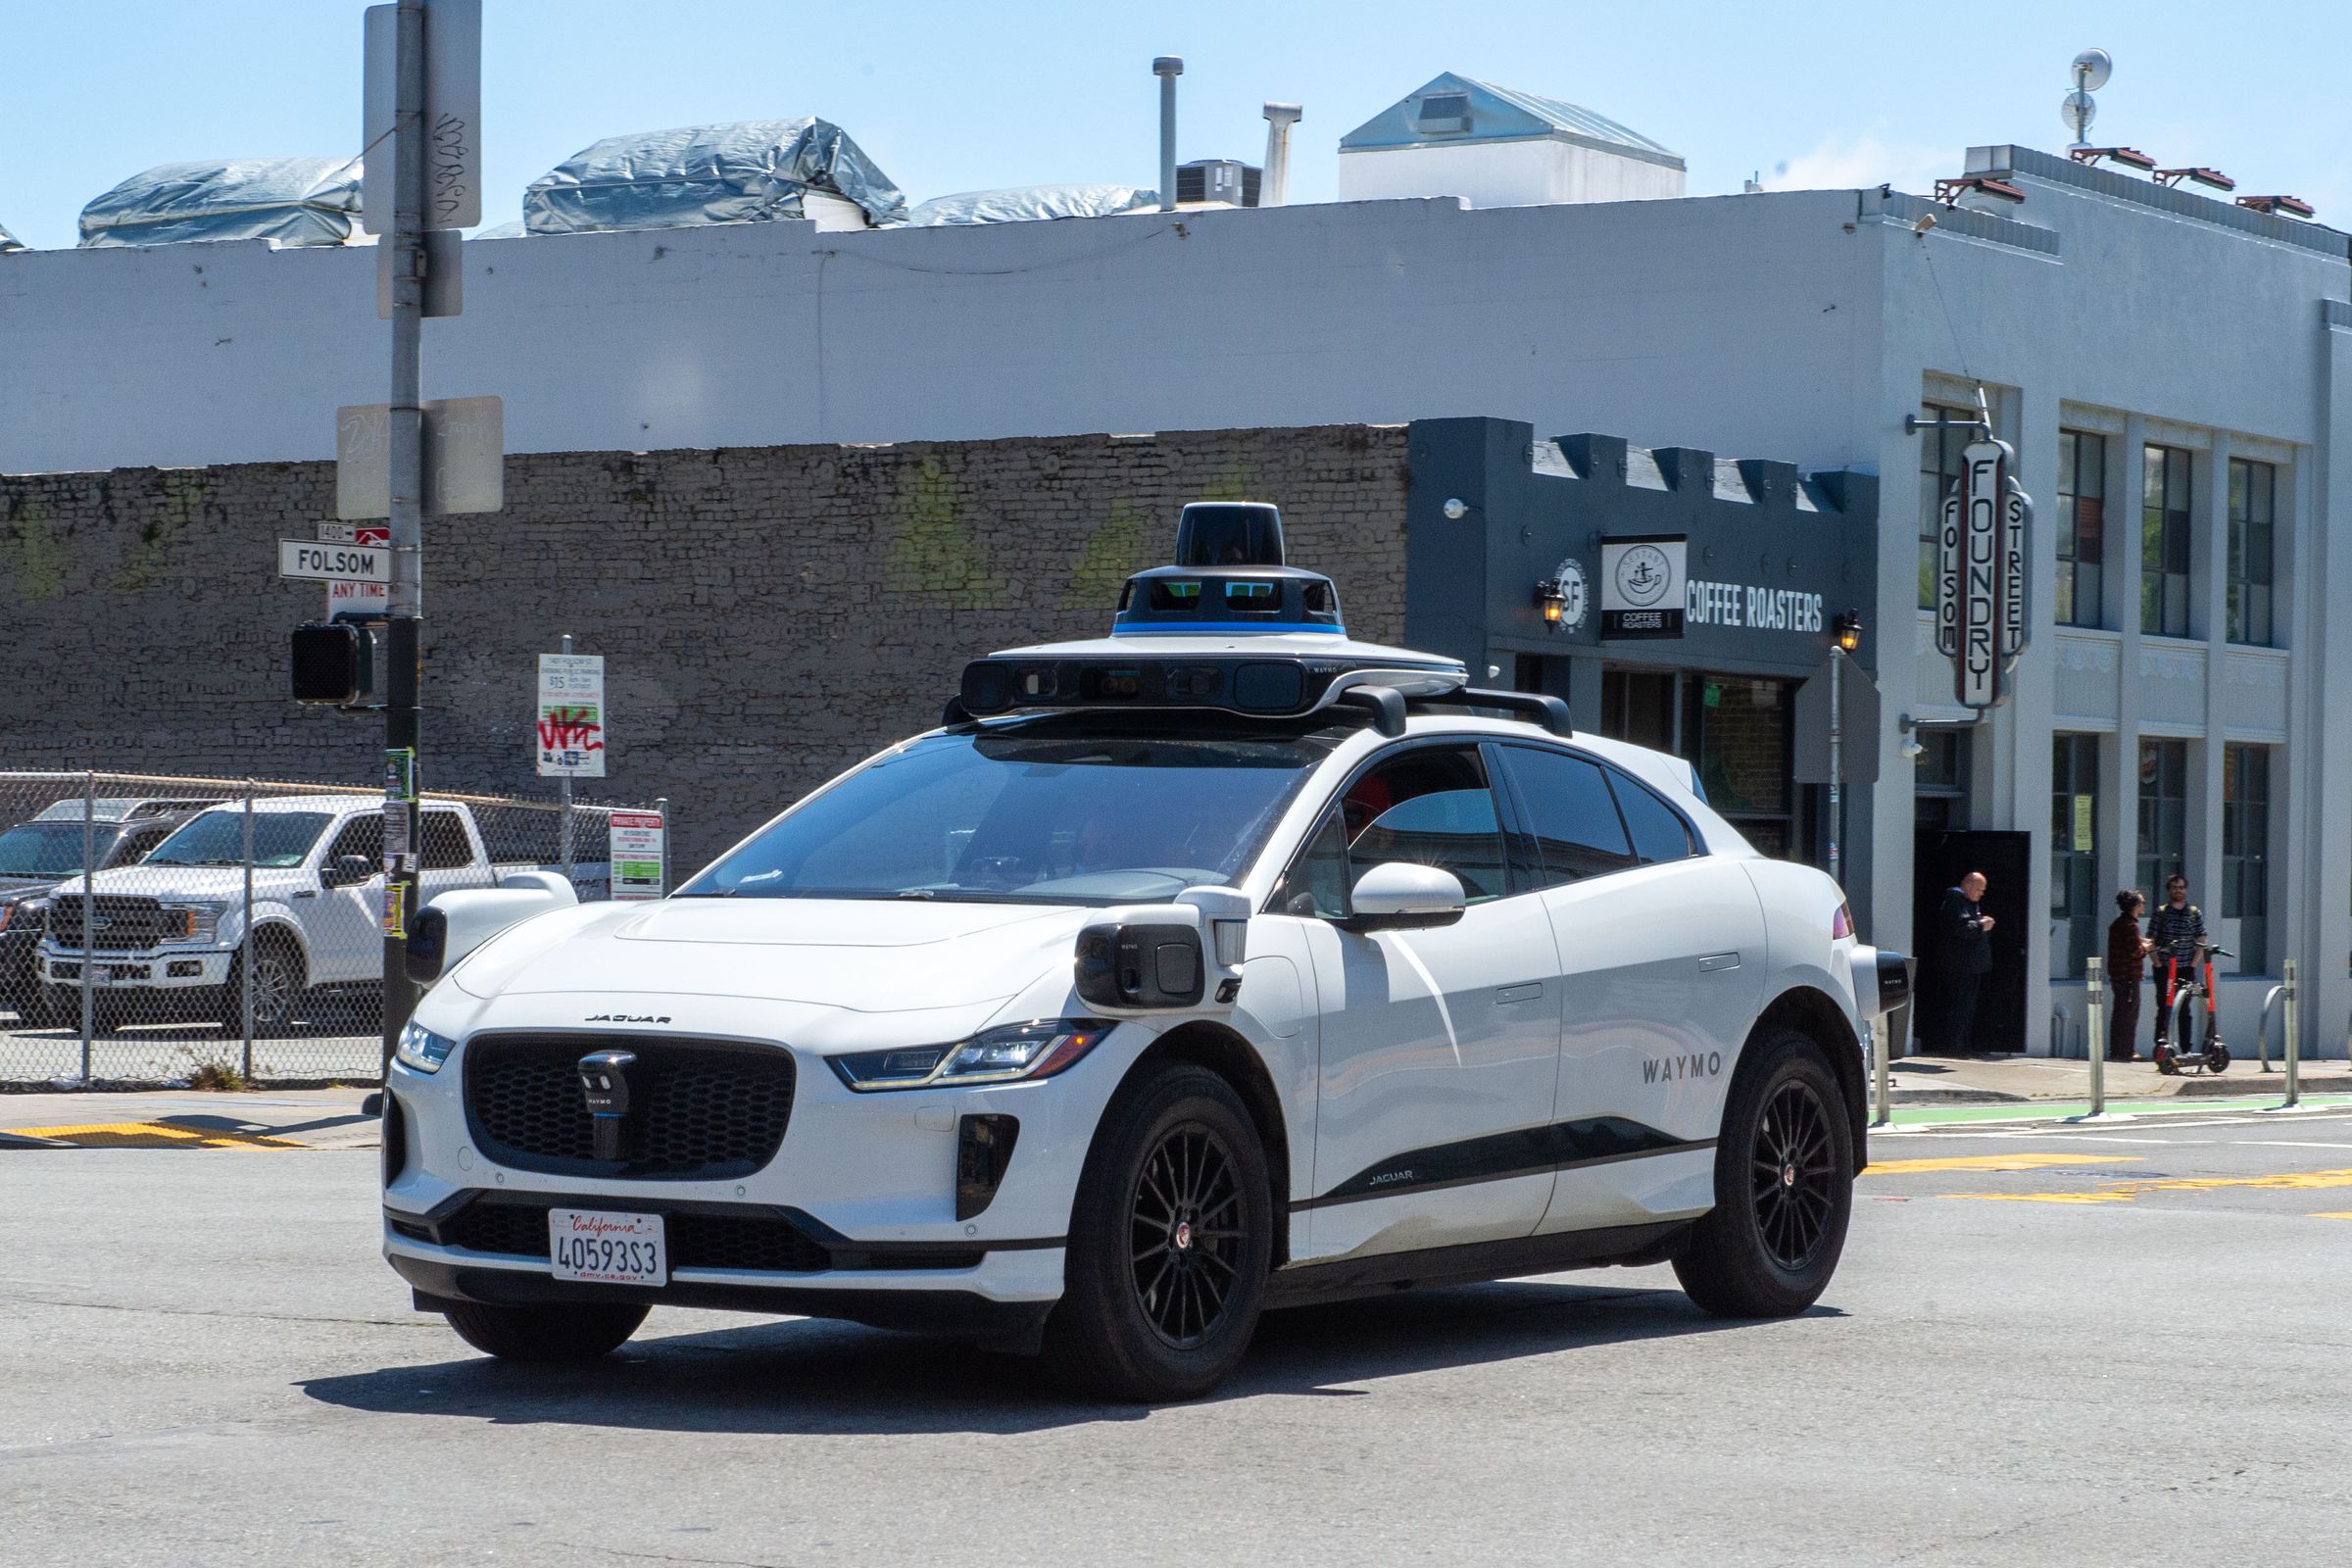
[{"xmin": 1174, "ymin": 502, "xmax": 1286, "ymax": 566}]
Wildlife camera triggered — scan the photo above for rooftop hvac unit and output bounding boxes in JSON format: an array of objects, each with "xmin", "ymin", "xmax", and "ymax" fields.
[{"xmin": 1176, "ymin": 160, "xmax": 1261, "ymax": 208}]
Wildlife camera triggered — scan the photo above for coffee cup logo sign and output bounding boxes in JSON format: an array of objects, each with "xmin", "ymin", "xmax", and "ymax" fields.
[
  {"xmin": 1600, "ymin": 535, "xmax": 1688, "ymax": 639},
  {"xmin": 1934, "ymin": 439, "xmax": 2031, "ymax": 708}
]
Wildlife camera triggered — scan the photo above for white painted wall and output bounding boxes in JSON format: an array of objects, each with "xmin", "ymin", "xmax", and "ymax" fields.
[{"xmin": 1336, "ymin": 138, "xmax": 1685, "ymax": 207}]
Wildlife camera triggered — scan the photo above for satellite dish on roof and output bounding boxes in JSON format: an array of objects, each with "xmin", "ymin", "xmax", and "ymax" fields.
[
  {"xmin": 2061, "ymin": 91, "xmax": 2097, "ymax": 139},
  {"xmin": 2072, "ymin": 48, "xmax": 2113, "ymax": 92}
]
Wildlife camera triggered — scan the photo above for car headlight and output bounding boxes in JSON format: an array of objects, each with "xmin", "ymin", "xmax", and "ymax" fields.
[
  {"xmin": 162, "ymin": 901, "xmax": 227, "ymax": 943},
  {"xmin": 827, "ymin": 1019, "xmax": 1112, "ymax": 1093},
  {"xmin": 395, "ymin": 1019, "xmax": 458, "ymax": 1075}
]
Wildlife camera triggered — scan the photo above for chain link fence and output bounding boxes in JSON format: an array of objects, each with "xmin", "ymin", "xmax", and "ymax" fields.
[{"xmin": 0, "ymin": 771, "xmax": 667, "ymax": 1089}]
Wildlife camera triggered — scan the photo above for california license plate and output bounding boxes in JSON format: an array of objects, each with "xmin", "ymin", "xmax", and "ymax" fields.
[{"xmin": 547, "ymin": 1208, "xmax": 666, "ymax": 1286}]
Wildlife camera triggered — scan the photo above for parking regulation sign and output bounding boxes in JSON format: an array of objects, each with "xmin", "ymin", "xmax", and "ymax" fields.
[
  {"xmin": 536, "ymin": 654, "xmax": 606, "ymax": 777},
  {"xmin": 609, "ymin": 810, "xmax": 665, "ymax": 901}
]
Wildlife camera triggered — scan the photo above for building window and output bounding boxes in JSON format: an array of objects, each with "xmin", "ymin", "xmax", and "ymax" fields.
[
  {"xmin": 2135, "ymin": 738, "xmax": 2188, "ymax": 899},
  {"xmin": 1684, "ymin": 675, "xmax": 1794, "ymax": 858},
  {"xmin": 1914, "ymin": 728, "xmax": 1972, "ymax": 831},
  {"xmin": 2140, "ymin": 444, "xmax": 2192, "ymax": 638},
  {"xmin": 1917, "ymin": 403, "xmax": 1973, "ymax": 610},
  {"xmin": 2051, "ymin": 735, "xmax": 2099, "ymax": 978},
  {"xmin": 2222, "ymin": 744, "xmax": 2272, "ymax": 971},
  {"xmin": 2056, "ymin": 430, "xmax": 2105, "ymax": 628},
  {"xmin": 2227, "ymin": 459, "xmax": 2276, "ymax": 647}
]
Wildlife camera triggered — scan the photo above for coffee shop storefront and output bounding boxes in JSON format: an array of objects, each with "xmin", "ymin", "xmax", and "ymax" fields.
[{"xmin": 1400, "ymin": 416, "xmax": 1884, "ymax": 923}]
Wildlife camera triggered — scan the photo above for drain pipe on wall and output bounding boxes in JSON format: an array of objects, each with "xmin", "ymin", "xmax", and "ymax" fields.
[
  {"xmin": 1261, "ymin": 102, "xmax": 1302, "ymax": 207},
  {"xmin": 1153, "ymin": 56, "xmax": 1183, "ymax": 211}
]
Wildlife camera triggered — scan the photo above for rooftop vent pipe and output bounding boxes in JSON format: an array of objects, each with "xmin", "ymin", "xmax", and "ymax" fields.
[
  {"xmin": 1261, "ymin": 103, "xmax": 1302, "ymax": 207},
  {"xmin": 1153, "ymin": 57, "xmax": 1183, "ymax": 213}
]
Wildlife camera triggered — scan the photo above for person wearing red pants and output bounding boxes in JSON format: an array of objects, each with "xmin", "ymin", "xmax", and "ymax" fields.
[{"xmin": 2105, "ymin": 889, "xmax": 2151, "ymax": 1061}]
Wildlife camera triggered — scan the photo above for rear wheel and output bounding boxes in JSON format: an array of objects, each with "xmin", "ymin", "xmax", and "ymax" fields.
[
  {"xmin": 1046, "ymin": 1062, "xmax": 1273, "ymax": 1402},
  {"xmin": 442, "ymin": 1298, "xmax": 648, "ymax": 1361},
  {"xmin": 1675, "ymin": 1029, "xmax": 1853, "ymax": 1318}
]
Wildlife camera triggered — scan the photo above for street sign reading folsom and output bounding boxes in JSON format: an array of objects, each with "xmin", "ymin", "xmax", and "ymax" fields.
[
  {"xmin": 1934, "ymin": 438, "xmax": 2031, "ymax": 709},
  {"xmin": 277, "ymin": 539, "xmax": 392, "ymax": 583}
]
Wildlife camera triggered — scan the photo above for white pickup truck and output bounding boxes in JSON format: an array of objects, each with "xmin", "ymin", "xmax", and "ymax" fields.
[{"xmin": 36, "ymin": 795, "xmax": 582, "ymax": 1033}]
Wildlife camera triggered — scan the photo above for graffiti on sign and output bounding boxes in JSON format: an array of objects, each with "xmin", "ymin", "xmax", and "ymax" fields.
[{"xmin": 536, "ymin": 654, "xmax": 607, "ymax": 777}]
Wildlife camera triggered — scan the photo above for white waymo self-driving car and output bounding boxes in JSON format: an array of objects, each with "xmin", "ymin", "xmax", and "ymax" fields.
[{"xmin": 383, "ymin": 503, "xmax": 1908, "ymax": 1400}]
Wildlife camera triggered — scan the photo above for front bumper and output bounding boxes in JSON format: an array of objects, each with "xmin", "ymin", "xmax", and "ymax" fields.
[{"xmin": 36, "ymin": 945, "xmax": 231, "ymax": 991}]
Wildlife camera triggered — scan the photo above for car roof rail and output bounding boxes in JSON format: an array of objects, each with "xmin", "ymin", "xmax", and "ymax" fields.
[
  {"xmin": 1336, "ymin": 684, "xmax": 1407, "ymax": 737},
  {"xmin": 1407, "ymin": 687, "xmax": 1575, "ymax": 737}
]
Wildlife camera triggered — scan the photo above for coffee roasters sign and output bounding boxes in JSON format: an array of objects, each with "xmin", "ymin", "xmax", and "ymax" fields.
[
  {"xmin": 1600, "ymin": 535, "xmax": 1687, "ymax": 639},
  {"xmin": 1934, "ymin": 438, "xmax": 2031, "ymax": 709}
]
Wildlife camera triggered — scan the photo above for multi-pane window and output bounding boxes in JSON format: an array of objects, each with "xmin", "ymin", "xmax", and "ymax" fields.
[
  {"xmin": 2056, "ymin": 430, "xmax": 2106, "ymax": 627},
  {"xmin": 2227, "ymin": 459, "xmax": 2276, "ymax": 646},
  {"xmin": 1917, "ymin": 403, "xmax": 1973, "ymax": 610},
  {"xmin": 2050, "ymin": 735, "xmax": 2099, "ymax": 978},
  {"xmin": 2140, "ymin": 445, "xmax": 2192, "ymax": 638},
  {"xmin": 2222, "ymin": 745, "xmax": 2271, "ymax": 970},
  {"xmin": 2135, "ymin": 738, "xmax": 2188, "ymax": 900}
]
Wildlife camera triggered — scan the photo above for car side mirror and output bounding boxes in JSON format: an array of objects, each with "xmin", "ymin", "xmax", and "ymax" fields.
[
  {"xmin": 1340, "ymin": 862, "xmax": 1466, "ymax": 932},
  {"xmin": 406, "ymin": 906, "xmax": 449, "ymax": 984},
  {"xmin": 324, "ymin": 854, "xmax": 376, "ymax": 888}
]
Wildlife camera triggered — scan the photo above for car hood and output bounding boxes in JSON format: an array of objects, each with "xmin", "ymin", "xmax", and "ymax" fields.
[
  {"xmin": 43, "ymin": 867, "xmax": 256, "ymax": 902},
  {"xmin": 0, "ymin": 877, "xmax": 59, "ymax": 902},
  {"xmin": 450, "ymin": 897, "xmax": 1098, "ymax": 1012}
]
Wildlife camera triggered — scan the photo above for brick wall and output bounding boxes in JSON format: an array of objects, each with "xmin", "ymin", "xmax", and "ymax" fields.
[{"xmin": 0, "ymin": 425, "xmax": 1408, "ymax": 866}]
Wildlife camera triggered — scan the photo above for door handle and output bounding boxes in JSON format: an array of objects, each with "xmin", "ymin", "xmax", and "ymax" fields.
[
  {"xmin": 1495, "ymin": 982, "xmax": 1545, "ymax": 1004},
  {"xmin": 1697, "ymin": 952, "xmax": 1740, "ymax": 972},
  {"xmin": 292, "ymin": 891, "xmax": 318, "ymax": 900}
]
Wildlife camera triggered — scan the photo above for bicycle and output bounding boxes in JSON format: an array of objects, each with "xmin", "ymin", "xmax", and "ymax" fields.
[{"xmin": 2153, "ymin": 946, "xmax": 2233, "ymax": 1075}]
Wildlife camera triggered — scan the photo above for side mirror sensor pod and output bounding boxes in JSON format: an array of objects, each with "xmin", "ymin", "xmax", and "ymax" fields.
[{"xmin": 1073, "ymin": 887, "xmax": 1250, "ymax": 1014}]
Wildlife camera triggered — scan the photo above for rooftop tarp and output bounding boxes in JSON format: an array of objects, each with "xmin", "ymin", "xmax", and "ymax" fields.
[
  {"xmin": 523, "ymin": 119, "xmax": 906, "ymax": 234},
  {"xmin": 901, "ymin": 183, "xmax": 1160, "ymax": 227},
  {"xmin": 1339, "ymin": 72, "xmax": 1682, "ymax": 169},
  {"xmin": 77, "ymin": 157, "xmax": 364, "ymax": 248},
  {"xmin": 0, "ymin": 220, "xmax": 22, "ymax": 253}
]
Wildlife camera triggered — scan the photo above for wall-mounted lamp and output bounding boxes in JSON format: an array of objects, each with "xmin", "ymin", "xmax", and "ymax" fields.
[
  {"xmin": 1535, "ymin": 578, "xmax": 1568, "ymax": 629},
  {"xmin": 1442, "ymin": 497, "xmax": 1469, "ymax": 520},
  {"xmin": 1833, "ymin": 611, "xmax": 1864, "ymax": 654}
]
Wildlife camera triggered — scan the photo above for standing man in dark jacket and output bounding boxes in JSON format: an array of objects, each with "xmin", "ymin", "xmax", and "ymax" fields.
[
  {"xmin": 1936, "ymin": 871, "xmax": 1994, "ymax": 1052},
  {"xmin": 2106, "ymin": 890, "xmax": 2150, "ymax": 1061},
  {"xmin": 2148, "ymin": 874, "xmax": 2208, "ymax": 1050}
]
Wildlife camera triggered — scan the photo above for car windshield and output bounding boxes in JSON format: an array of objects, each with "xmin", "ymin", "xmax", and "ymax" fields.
[
  {"xmin": 144, "ymin": 811, "xmax": 335, "ymax": 869},
  {"xmin": 0, "ymin": 821, "xmax": 95, "ymax": 878},
  {"xmin": 681, "ymin": 721, "xmax": 1335, "ymax": 906}
]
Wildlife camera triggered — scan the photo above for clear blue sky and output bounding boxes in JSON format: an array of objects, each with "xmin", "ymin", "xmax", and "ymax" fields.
[{"xmin": 2, "ymin": 0, "xmax": 2344, "ymax": 249}]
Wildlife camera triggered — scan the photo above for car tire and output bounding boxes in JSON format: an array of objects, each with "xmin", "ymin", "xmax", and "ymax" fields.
[
  {"xmin": 1675, "ymin": 1028, "xmax": 1853, "ymax": 1319},
  {"xmin": 220, "ymin": 935, "xmax": 304, "ymax": 1037},
  {"xmin": 23, "ymin": 984, "xmax": 71, "ymax": 1030},
  {"xmin": 442, "ymin": 1299, "xmax": 649, "ymax": 1362},
  {"xmin": 1046, "ymin": 1061, "xmax": 1273, "ymax": 1402}
]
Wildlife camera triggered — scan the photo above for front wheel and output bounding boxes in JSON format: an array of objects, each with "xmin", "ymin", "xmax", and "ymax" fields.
[
  {"xmin": 219, "ymin": 937, "xmax": 305, "ymax": 1037},
  {"xmin": 1046, "ymin": 1062, "xmax": 1273, "ymax": 1402},
  {"xmin": 2205, "ymin": 1041, "xmax": 2230, "ymax": 1074},
  {"xmin": 442, "ymin": 1298, "xmax": 648, "ymax": 1361},
  {"xmin": 1675, "ymin": 1029, "xmax": 1854, "ymax": 1318}
]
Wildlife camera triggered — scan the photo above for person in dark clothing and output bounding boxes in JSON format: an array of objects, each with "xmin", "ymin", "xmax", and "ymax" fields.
[
  {"xmin": 2148, "ymin": 874, "xmax": 2208, "ymax": 1050},
  {"xmin": 2106, "ymin": 889, "xmax": 2151, "ymax": 1062},
  {"xmin": 1936, "ymin": 871, "xmax": 1994, "ymax": 1052}
]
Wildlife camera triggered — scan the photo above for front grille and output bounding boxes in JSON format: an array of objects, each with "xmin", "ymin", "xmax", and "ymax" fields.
[
  {"xmin": 438, "ymin": 1200, "xmax": 833, "ymax": 1273},
  {"xmin": 48, "ymin": 896, "xmax": 173, "ymax": 952},
  {"xmin": 464, "ymin": 1032, "xmax": 795, "ymax": 1180}
]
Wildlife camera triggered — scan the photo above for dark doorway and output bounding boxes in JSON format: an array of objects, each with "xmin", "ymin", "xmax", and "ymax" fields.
[{"xmin": 1911, "ymin": 830, "xmax": 2032, "ymax": 1054}]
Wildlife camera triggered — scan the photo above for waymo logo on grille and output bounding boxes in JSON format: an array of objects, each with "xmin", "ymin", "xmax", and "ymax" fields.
[{"xmin": 1643, "ymin": 1052, "xmax": 1724, "ymax": 1085}]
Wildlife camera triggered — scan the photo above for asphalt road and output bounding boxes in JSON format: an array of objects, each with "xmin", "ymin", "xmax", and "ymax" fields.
[{"xmin": 5, "ymin": 1110, "xmax": 2351, "ymax": 1566}]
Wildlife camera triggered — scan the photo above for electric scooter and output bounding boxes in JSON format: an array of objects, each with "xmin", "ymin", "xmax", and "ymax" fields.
[{"xmin": 2152, "ymin": 946, "xmax": 2233, "ymax": 1075}]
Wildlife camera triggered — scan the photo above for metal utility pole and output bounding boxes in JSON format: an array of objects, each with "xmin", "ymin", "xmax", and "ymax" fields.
[
  {"xmin": 559, "ymin": 632, "xmax": 575, "ymax": 890},
  {"xmin": 380, "ymin": 0, "xmax": 427, "ymax": 1071},
  {"xmin": 1827, "ymin": 646, "xmax": 1842, "ymax": 887}
]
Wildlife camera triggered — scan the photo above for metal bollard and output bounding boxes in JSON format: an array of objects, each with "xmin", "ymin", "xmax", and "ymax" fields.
[
  {"xmin": 2283, "ymin": 957, "xmax": 2301, "ymax": 1109},
  {"xmin": 2085, "ymin": 956, "xmax": 2106, "ymax": 1119},
  {"xmin": 1872, "ymin": 1015, "xmax": 1892, "ymax": 1127}
]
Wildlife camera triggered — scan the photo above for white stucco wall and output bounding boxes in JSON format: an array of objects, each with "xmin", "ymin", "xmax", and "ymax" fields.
[{"xmin": 1335, "ymin": 138, "xmax": 1686, "ymax": 207}]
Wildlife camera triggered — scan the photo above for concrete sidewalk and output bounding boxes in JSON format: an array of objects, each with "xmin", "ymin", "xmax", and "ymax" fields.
[
  {"xmin": 0, "ymin": 1086, "xmax": 379, "ymax": 1150},
  {"xmin": 1887, "ymin": 1052, "xmax": 2352, "ymax": 1103}
]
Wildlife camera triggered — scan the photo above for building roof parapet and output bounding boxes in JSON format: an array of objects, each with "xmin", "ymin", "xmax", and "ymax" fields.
[
  {"xmin": 1965, "ymin": 144, "xmax": 2349, "ymax": 262},
  {"xmin": 1878, "ymin": 189, "xmax": 2060, "ymax": 257},
  {"xmin": 1539, "ymin": 434, "xmax": 1854, "ymax": 514}
]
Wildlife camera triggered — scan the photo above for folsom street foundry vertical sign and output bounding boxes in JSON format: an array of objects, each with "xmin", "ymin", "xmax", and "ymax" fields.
[{"xmin": 1935, "ymin": 438, "xmax": 2031, "ymax": 709}]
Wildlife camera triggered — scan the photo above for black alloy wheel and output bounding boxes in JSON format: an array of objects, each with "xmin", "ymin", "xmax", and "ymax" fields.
[
  {"xmin": 1048, "ymin": 1061, "xmax": 1273, "ymax": 1402},
  {"xmin": 1129, "ymin": 1124, "xmax": 1247, "ymax": 1348},
  {"xmin": 1751, "ymin": 1079, "xmax": 1838, "ymax": 1272},
  {"xmin": 1675, "ymin": 1028, "xmax": 1854, "ymax": 1319}
]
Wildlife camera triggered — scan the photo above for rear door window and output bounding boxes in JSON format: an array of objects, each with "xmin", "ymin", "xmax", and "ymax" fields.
[{"xmin": 1498, "ymin": 747, "xmax": 1637, "ymax": 886}]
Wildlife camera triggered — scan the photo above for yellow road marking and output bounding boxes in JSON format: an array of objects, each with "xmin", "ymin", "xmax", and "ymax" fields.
[
  {"xmin": 1867, "ymin": 1153, "xmax": 2139, "ymax": 1175},
  {"xmin": 5, "ymin": 1120, "xmax": 301, "ymax": 1150},
  {"xmin": 2309, "ymin": 1212, "xmax": 2352, "ymax": 1220},
  {"xmin": 1940, "ymin": 1166, "xmax": 2352, "ymax": 1207}
]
